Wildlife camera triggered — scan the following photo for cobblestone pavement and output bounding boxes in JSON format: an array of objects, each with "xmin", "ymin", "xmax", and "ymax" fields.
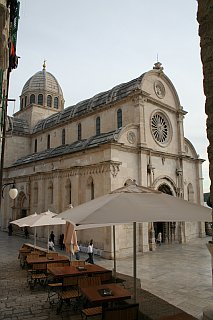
[
  {"xmin": 1, "ymin": 230, "xmax": 213, "ymax": 319},
  {"xmin": 0, "ymin": 231, "xmax": 82, "ymax": 320}
]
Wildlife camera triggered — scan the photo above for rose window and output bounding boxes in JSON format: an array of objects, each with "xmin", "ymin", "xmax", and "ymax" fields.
[{"xmin": 151, "ymin": 112, "xmax": 170, "ymax": 144}]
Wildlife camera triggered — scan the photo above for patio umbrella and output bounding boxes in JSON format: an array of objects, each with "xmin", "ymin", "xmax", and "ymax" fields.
[
  {"xmin": 29, "ymin": 210, "xmax": 66, "ymax": 252},
  {"xmin": 57, "ymin": 183, "xmax": 211, "ymax": 224},
  {"xmin": 11, "ymin": 210, "xmax": 66, "ymax": 251},
  {"xmin": 63, "ymin": 221, "xmax": 78, "ymax": 261},
  {"xmin": 11, "ymin": 213, "xmax": 39, "ymax": 247},
  {"xmin": 57, "ymin": 182, "xmax": 212, "ymax": 301}
]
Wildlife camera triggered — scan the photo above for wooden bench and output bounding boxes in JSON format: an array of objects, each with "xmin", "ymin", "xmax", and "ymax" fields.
[
  {"xmin": 159, "ymin": 312, "xmax": 197, "ymax": 319},
  {"xmin": 81, "ymin": 306, "xmax": 102, "ymax": 319},
  {"xmin": 102, "ymin": 303, "xmax": 139, "ymax": 320}
]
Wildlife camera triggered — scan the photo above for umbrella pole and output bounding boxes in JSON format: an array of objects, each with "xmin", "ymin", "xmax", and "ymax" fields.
[
  {"xmin": 47, "ymin": 225, "xmax": 49, "ymax": 253},
  {"xmin": 113, "ymin": 225, "xmax": 117, "ymax": 281},
  {"xmin": 34, "ymin": 227, "xmax": 36, "ymax": 248},
  {"xmin": 70, "ymin": 244, "xmax": 72, "ymax": 262},
  {"xmin": 133, "ymin": 221, "xmax": 137, "ymax": 303}
]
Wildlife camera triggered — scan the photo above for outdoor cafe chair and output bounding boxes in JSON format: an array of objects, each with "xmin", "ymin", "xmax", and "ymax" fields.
[
  {"xmin": 99, "ymin": 271, "xmax": 113, "ymax": 284},
  {"xmin": 78, "ymin": 276, "xmax": 102, "ymax": 319},
  {"xmin": 56, "ymin": 276, "xmax": 80, "ymax": 314},
  {"xmin": 47, "ymin": 262, "xmax": 67, "ymax": 306},
  {"xmin": 27, "ymin": 262, "xmax": 48, "ymax": 289},
  {"xmin": 78, "ymin": 275, "xmax": 101, "ymax": 290},
  {"xmin": 71, "ymin": 260, "xmax": 86, "ymax": 267},
  {"xmin": 102, "ymin": 303, "xmax": 139, "ymax": 320}
]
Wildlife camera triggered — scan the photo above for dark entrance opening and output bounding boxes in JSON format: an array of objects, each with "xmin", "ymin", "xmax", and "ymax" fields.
[
  {"xmin": 154, "ymin": 183, "xmax": 175, "ymax": 243},
  {"xmin": 21, "ymin": 209, "xmax": 27, "ymax": 218}
]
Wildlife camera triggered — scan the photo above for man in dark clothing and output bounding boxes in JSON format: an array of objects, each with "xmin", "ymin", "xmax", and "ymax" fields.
[
  {"xmin": 8, "ymin": 223, "xmax": 13, "ymax": 236},
  {"xmin": 50, "ymin": 231, "xmax": 55, "ymax": 244}
]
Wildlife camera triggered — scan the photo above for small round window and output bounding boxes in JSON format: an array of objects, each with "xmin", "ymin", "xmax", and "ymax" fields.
[{"xmin": 151, "ymin": 112, "xmax": 171, "ymax": 145}]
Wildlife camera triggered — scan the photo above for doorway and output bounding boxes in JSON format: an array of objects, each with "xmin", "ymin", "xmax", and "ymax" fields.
[{"xmin": 154, "ymin": 183, "xmax": 176, "ymax": 243}]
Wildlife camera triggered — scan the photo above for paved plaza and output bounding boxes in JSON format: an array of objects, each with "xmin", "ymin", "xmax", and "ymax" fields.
[{"xmin": 1, "ymin": 230, "xmax": 213, "ymax": 319}]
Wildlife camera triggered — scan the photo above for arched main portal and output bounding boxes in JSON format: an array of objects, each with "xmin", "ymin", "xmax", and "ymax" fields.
[
  {"xmin": 11, "ymin": 191, "xmax": 29, "ymax": 234},
  {"xmin": 154, "ymin": 183, "xmax": 176, "ymax": 244}
]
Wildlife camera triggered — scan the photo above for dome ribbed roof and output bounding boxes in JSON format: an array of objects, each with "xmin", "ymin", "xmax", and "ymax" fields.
[{"xmin": 21, "ymin": 68, "xmax": 63, "ymax": 96}]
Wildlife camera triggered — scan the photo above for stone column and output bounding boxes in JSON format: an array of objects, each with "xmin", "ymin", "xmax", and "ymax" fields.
[
  {"xmin": 197, "ymin": 2, "xmax": 213, "ymax": 210},
  {"xmin": 149, "ymin": 222, "xmax": 156, "ymax": 251},
  {"xmin": 197, "ymin": 1, "xmax": 213, "ymax": 285}
]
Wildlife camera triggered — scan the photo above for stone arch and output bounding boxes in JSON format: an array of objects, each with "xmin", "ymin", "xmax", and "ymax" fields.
[
  {"xmin": 124, "ymin": 178, "xmax": 135, "ymax": 186},
  {"xmin": 15, "ymin": 191, "xmax": 28, "ymax": 220},
  {"xmin": 153, "ymin": 176, "xmax": 176, "ymax": 196},
  {"xmin": 158, "ymin": 184, "xmax": 173, "ymax": 195}
]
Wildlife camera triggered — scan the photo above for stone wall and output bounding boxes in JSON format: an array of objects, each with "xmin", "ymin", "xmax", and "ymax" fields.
[{"xmin": 197, "ymin": 1, "xmax": 213, "ymax": 203}]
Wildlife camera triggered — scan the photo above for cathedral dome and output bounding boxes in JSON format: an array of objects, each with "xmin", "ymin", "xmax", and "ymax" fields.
[
  {"xmin": 19, "ymin": 62, "xmax": 64, "ymax": 112},
  {"xmin": 21, "ymin": 69, "xmax": 63, "ymax": 96}
]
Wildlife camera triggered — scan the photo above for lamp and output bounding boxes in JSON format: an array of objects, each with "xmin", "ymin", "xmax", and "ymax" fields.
[{"xmin": 2, "ymin": 182, "xmax": 18, "ymax": 199}]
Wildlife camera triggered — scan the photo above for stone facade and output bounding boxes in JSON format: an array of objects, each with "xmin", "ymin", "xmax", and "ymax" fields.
[
  {"xmin": 1, "ymin": 62, "xmax": 206, "ymax": 258},
  {"xmin": 197, "ymin": 1, "xmax": 213, "ymax": 205}
]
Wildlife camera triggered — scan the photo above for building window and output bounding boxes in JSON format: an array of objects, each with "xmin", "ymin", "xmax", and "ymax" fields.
[
  {"xmin": 86, "ymin": 177, "xmax": 95, "ymax": 201},
  {"xmin": 151, "ymin": 112, "xmax": 171, "ymax": 145},
  {"xmin": 24, "ymin": 96, "xmax": 27, "ymax": 107},
  {"xmin": 91, "ymin": 180, "xmax": 94, "ymax": 200},
  {"xmin": 62, "ymin": 128, "xmax": 65, "ymax": 145},
  {"xmin": 65, "ymin": 179, "xmax": 72, "ymax": 207},
  {"xmin": 78, "ymin": 123, "xmax": 82, "ymax": 140},
  {"xmin": 34, "ymin": 182, "xmax": 38, "ymax": 204},
  {"xmin": 54, "ymin": 97, "xmax": 59, "ymax": 109},
  {"xmin": 187, "ymin": 183, "xmax": 194, "ymax": 203},
  {"xmin": 38, "ymin": 94, "xmax": 43, "ymax": 105},
  {"xmin": 34, "ymin": 139, "xmax": 37, "ymax": 153},
  {"xmin": 47, "ymin": 95, "xmax": 52, "ymax": 107},
  {"xmin": 48, "ymin": 181, "xmax": 53, "ymax": 204},
  {"xmin": 21, "ymin": 98, "xmax": 24, "ymax": 109},
  {"xmin": 96, "ymin": 116, "xmax": 100, "ymax": 135},
  {"xmin": 117, "ymin": 109, "xmax": 122, "ymax": 128},
  {"xmin": 47, "ymin": 134, "xmax": 50, "ymax": 149},
  {"xmin": 30, "ymin": 94, "xmax": 35, "ymax": 104}
]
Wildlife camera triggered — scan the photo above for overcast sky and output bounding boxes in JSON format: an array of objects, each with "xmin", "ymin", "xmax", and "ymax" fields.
[{"xmin": 8, "ymin": 0, "xmax": 210, "ymax": 193}]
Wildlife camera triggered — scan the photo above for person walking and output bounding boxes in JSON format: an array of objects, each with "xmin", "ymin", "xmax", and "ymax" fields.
[
  {"xmin": 48, "ymin": 239, "xmax": 55, "ymax": 251},
  {"xmin": 59, "ymin": 234, "xmax": 65, "ymax": 250},
  {"xmin": 8, "ymin": 223, "xmax": 13, "ymax": 236},
  {"xmin": 24, "ymin": 227, "xmax": 29, "ymax": 239},
  {"xmin": 74, "ymin": 241, "xmax": 80, "ymax": 260},
  {"xmin": 157, "ymin": 232, "xmax": 162, "ymax": 246},
  {"xmin": 50, "ymin": 231, "xmax": 55, "ymax": 244},
  {"xmin": 85, "ymin": 239, "xmax": 94, "ymax": 264}
]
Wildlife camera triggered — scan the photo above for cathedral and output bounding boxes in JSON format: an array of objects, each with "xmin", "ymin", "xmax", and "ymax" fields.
[{"xmin": 1, "ymin": 61, "xmax": 205, "ymax": 258}]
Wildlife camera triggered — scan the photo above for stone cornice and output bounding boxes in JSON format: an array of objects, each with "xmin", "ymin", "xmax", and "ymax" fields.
[
  {"xmin": 138, "ymin": 146, "xmax": 202, "ymax": 162},
  {"xmin": 29, "ymin": 160, "xmax": 122, "ymax": 181},
  {"xmin": 146, "ymin": 95, "xmax": 187, "ymax": 115}
]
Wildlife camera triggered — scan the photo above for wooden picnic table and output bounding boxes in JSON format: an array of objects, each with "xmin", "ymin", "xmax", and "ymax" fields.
[
  {"xmin": 47, "ymin": 264, "xmax": 112, "ymax": 279},
  {"xmin": 80, "ymin": 283, "xmax": 131, "ymax": 305},
  {"xmin": 21, "ymin": 243, "xmax": 48, "ymax": 253},
  {"xmin": 26, "ymin": 255, "xmax": 70, "ymax": 267}
]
